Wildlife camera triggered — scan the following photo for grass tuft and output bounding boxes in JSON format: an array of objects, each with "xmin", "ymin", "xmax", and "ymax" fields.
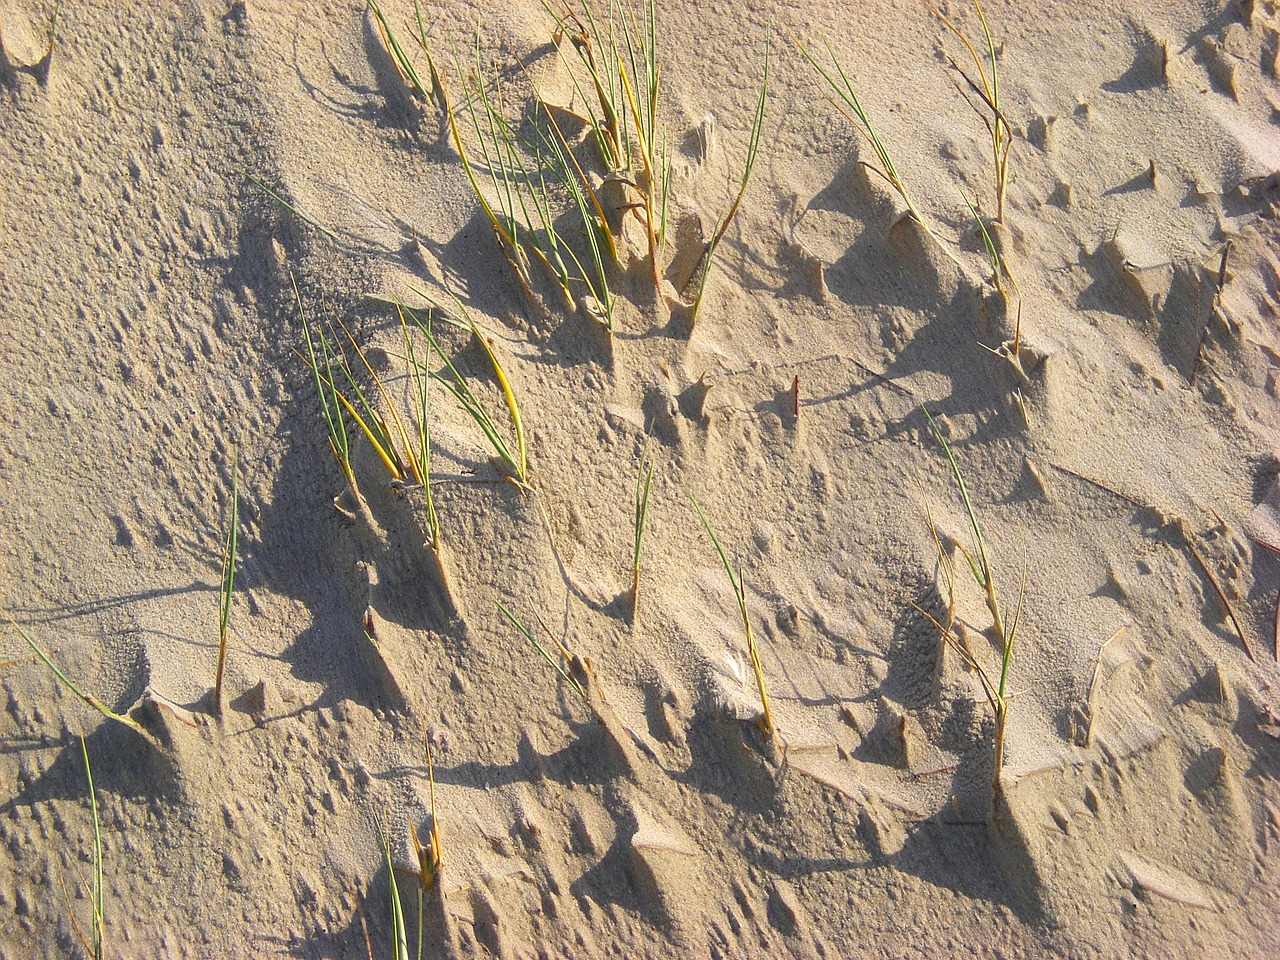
[
  {"xmin": 542, "ymin": 0, "xmax": 669, "ymax": 287},
  {"xmin": 798, "ymin": 36, "xmax": 929, "ymax": 233},
  {"xmin": 931, "ymin": 1, "xmax": 1012, "ymax": 223},
  {"xmin": 687, "ymin": 491, "xmax": 778, "ymax": 748},
  {"xmin": 417, "ymin": 301, "xmax": 529, "ymax": 486},
  {"xmin": 920, "ymin": 405, "xmax": 1022, "ymax": 794}
]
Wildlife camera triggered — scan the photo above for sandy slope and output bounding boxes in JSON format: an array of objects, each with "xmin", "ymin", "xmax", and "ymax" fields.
[{"xmin": 2, "ymin": 0, "xmax": 1279, "ymax": 957}]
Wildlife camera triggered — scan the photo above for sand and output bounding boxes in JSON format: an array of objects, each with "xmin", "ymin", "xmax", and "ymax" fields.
[{"xmin": 2, "ymin": 0, "xmax": 1279, "ymax": 957}]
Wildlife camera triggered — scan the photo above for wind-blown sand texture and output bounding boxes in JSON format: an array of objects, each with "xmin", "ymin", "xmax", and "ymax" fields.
[{"xmin": 2, "ymin": 0, "xmax": 1280, "ymax": 957}]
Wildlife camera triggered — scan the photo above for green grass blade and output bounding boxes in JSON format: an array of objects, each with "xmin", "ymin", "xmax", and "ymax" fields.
[
  {"xmin": 80, "ymin": 735, "xmax": 104, "ymax": 960},
  {"xmin": 4, "ymin": 613, "xmax": 148, "ymax": 736},
  {"xmin": 690, "ymin": 39, "xmax": 768, "ymax": 320},
  {"xmin": 922, "ymin": 405, "xmax": 991, "ymax": 588},
  {"xmin": 418, "ymin": 306, "xmax": 526, "ymax": 484},
  {"xmin": 296, "ymin": 277, "xmax": 353, "ymax": 486},
  {"xmin": 375, "ymin": 817, "xmax": 411, "ymax": 960},
  {"xmin": 368, "ymin": 0, "xmax": 435, "ymax": 104},
  {"xmin": 687, "ymin": 490, "xmax": 776, "ymax": 741},
  {"xmin": 496, "ymin": 600, "xmax": 587, "ymax": 701},
  {"xmin": 958, "ymin": 188, "xmax": 1002, "ymax": 291},
  {"xmin": 398, "ymin": 305, "xmax": 441, "ymax": 549},
  {"xmin": 245, "ymin": 171, "xmax": 343, "ymax": 244},
  {"xmin": 213, "ymin": 450, "xmax": 239, "ymax": 717}
]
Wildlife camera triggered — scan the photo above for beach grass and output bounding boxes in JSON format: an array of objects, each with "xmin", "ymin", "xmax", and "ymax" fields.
[
  {"xmin": 375, "ymin": 815, "xmax": 411, "ymax": 960},
  {"xmin": 630, "ymin": 439, "xmax": 655, "ymax": 618},
  {"xmin": 798, "ymin": 36, "xmax": 929, "ymax": 233},
  {"xmin": 931, "ymin": 1, "xmax": 1012, "ymax": 222},
  {"xmin": 497, "ymin": 600, "xmax": 588, "ymax": 702},
  {"xmin": 212, "ymin": 449, "xmax": 239, "ymax": 717},
  {"xmin": 417, "ymin": 301, "xmax": 529, "ymax": 487},
  {"xmin": 688, "ymin": 491, "xmax": 778, "ymax": 748},
  {"xmin": 920, "ymin": 406, "xmax": 1023, "ymax": 793},
  {"xmin": 686, "ymin": 40, "xmax": 769, "ymax": 322},
  {"xmin": 4, "ymin": 611, "xmax": 149, "ymax": 738},
  {"xmin": 62, "ymin": 735, "xmax": 105, "ymax": 960},
  {"xmin": 409, "ymin": 734, "xmax": 443, "ymax": 960},
  {"xmin": 542, "ymin": 0, "xmax": 669, "ymax": 286}
]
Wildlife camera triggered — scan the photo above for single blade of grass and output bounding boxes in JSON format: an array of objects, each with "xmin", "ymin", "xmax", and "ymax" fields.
[
  {"xmin": 687, "ymin": 490, "xmax": 777, "ymax": 746},
  {"xmin": 631, "ymin": 439, "xmax": 655, "ymax": 615},
  {"xmin": 213, "ymin": 449, "xmax": 239, "ymax": 717},
  {"xmin": 245, "ymin": 171, "xmax": 344, "ymax": 244},
  {"xmin": 375, "ymin": 816, "xmax": 411, "ymax": 960},
  {"xmin": 82, "ymin": 735, "xmax": 104, "ymax": 960},
  {"xmin": 496, "ymin": 600, "xmax": 588, "ymax": 701},
  {"xmin": 688, "ymin": 39, "xmax": 769, "ymax": 321},
  {"xmin": 62, "ymin": 735, "xmax": 104, "ymax": 960},
  {"xmin": 3, "ymin": 611, "xmax": 148, "ymax": 737},
  {"xmin": 958, "ymin": 187, "xmax": 1004, "ymax": 294}
]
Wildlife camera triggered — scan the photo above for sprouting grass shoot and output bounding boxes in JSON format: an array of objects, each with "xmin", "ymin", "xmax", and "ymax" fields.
[
  {"xmin": 797, "ymin": 36, "xmax": 929, "ymax": 233},
  {"xmin": 213, "ymin": 449, "xmax": 239, "ymax": 717},
  {"xmin": 687, "ymin": 39, "xmax": 769, "ymax": 322},
  {"xmin": 4, "ymin": 610, "xmax": 149, "ymax": 738},
  {"xmin": 496, "ymin": 600, "xmax": 588, "ymax": 702},
  {"xmin": 414, "ymin": 737, "xmax": 450, "ymax": 957},
  {"xmin": 920, "ymin": 405, "xmax": 1024, "ymax": 793},
  {"xmin": 687, "ymin": 491, "xmax": 778, "ymax": 748}
]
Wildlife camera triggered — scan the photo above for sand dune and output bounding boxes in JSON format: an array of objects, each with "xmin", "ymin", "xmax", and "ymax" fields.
[{"xmin": 2, "ymin": 1, "xmax": 1278, "ymax": 956}]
